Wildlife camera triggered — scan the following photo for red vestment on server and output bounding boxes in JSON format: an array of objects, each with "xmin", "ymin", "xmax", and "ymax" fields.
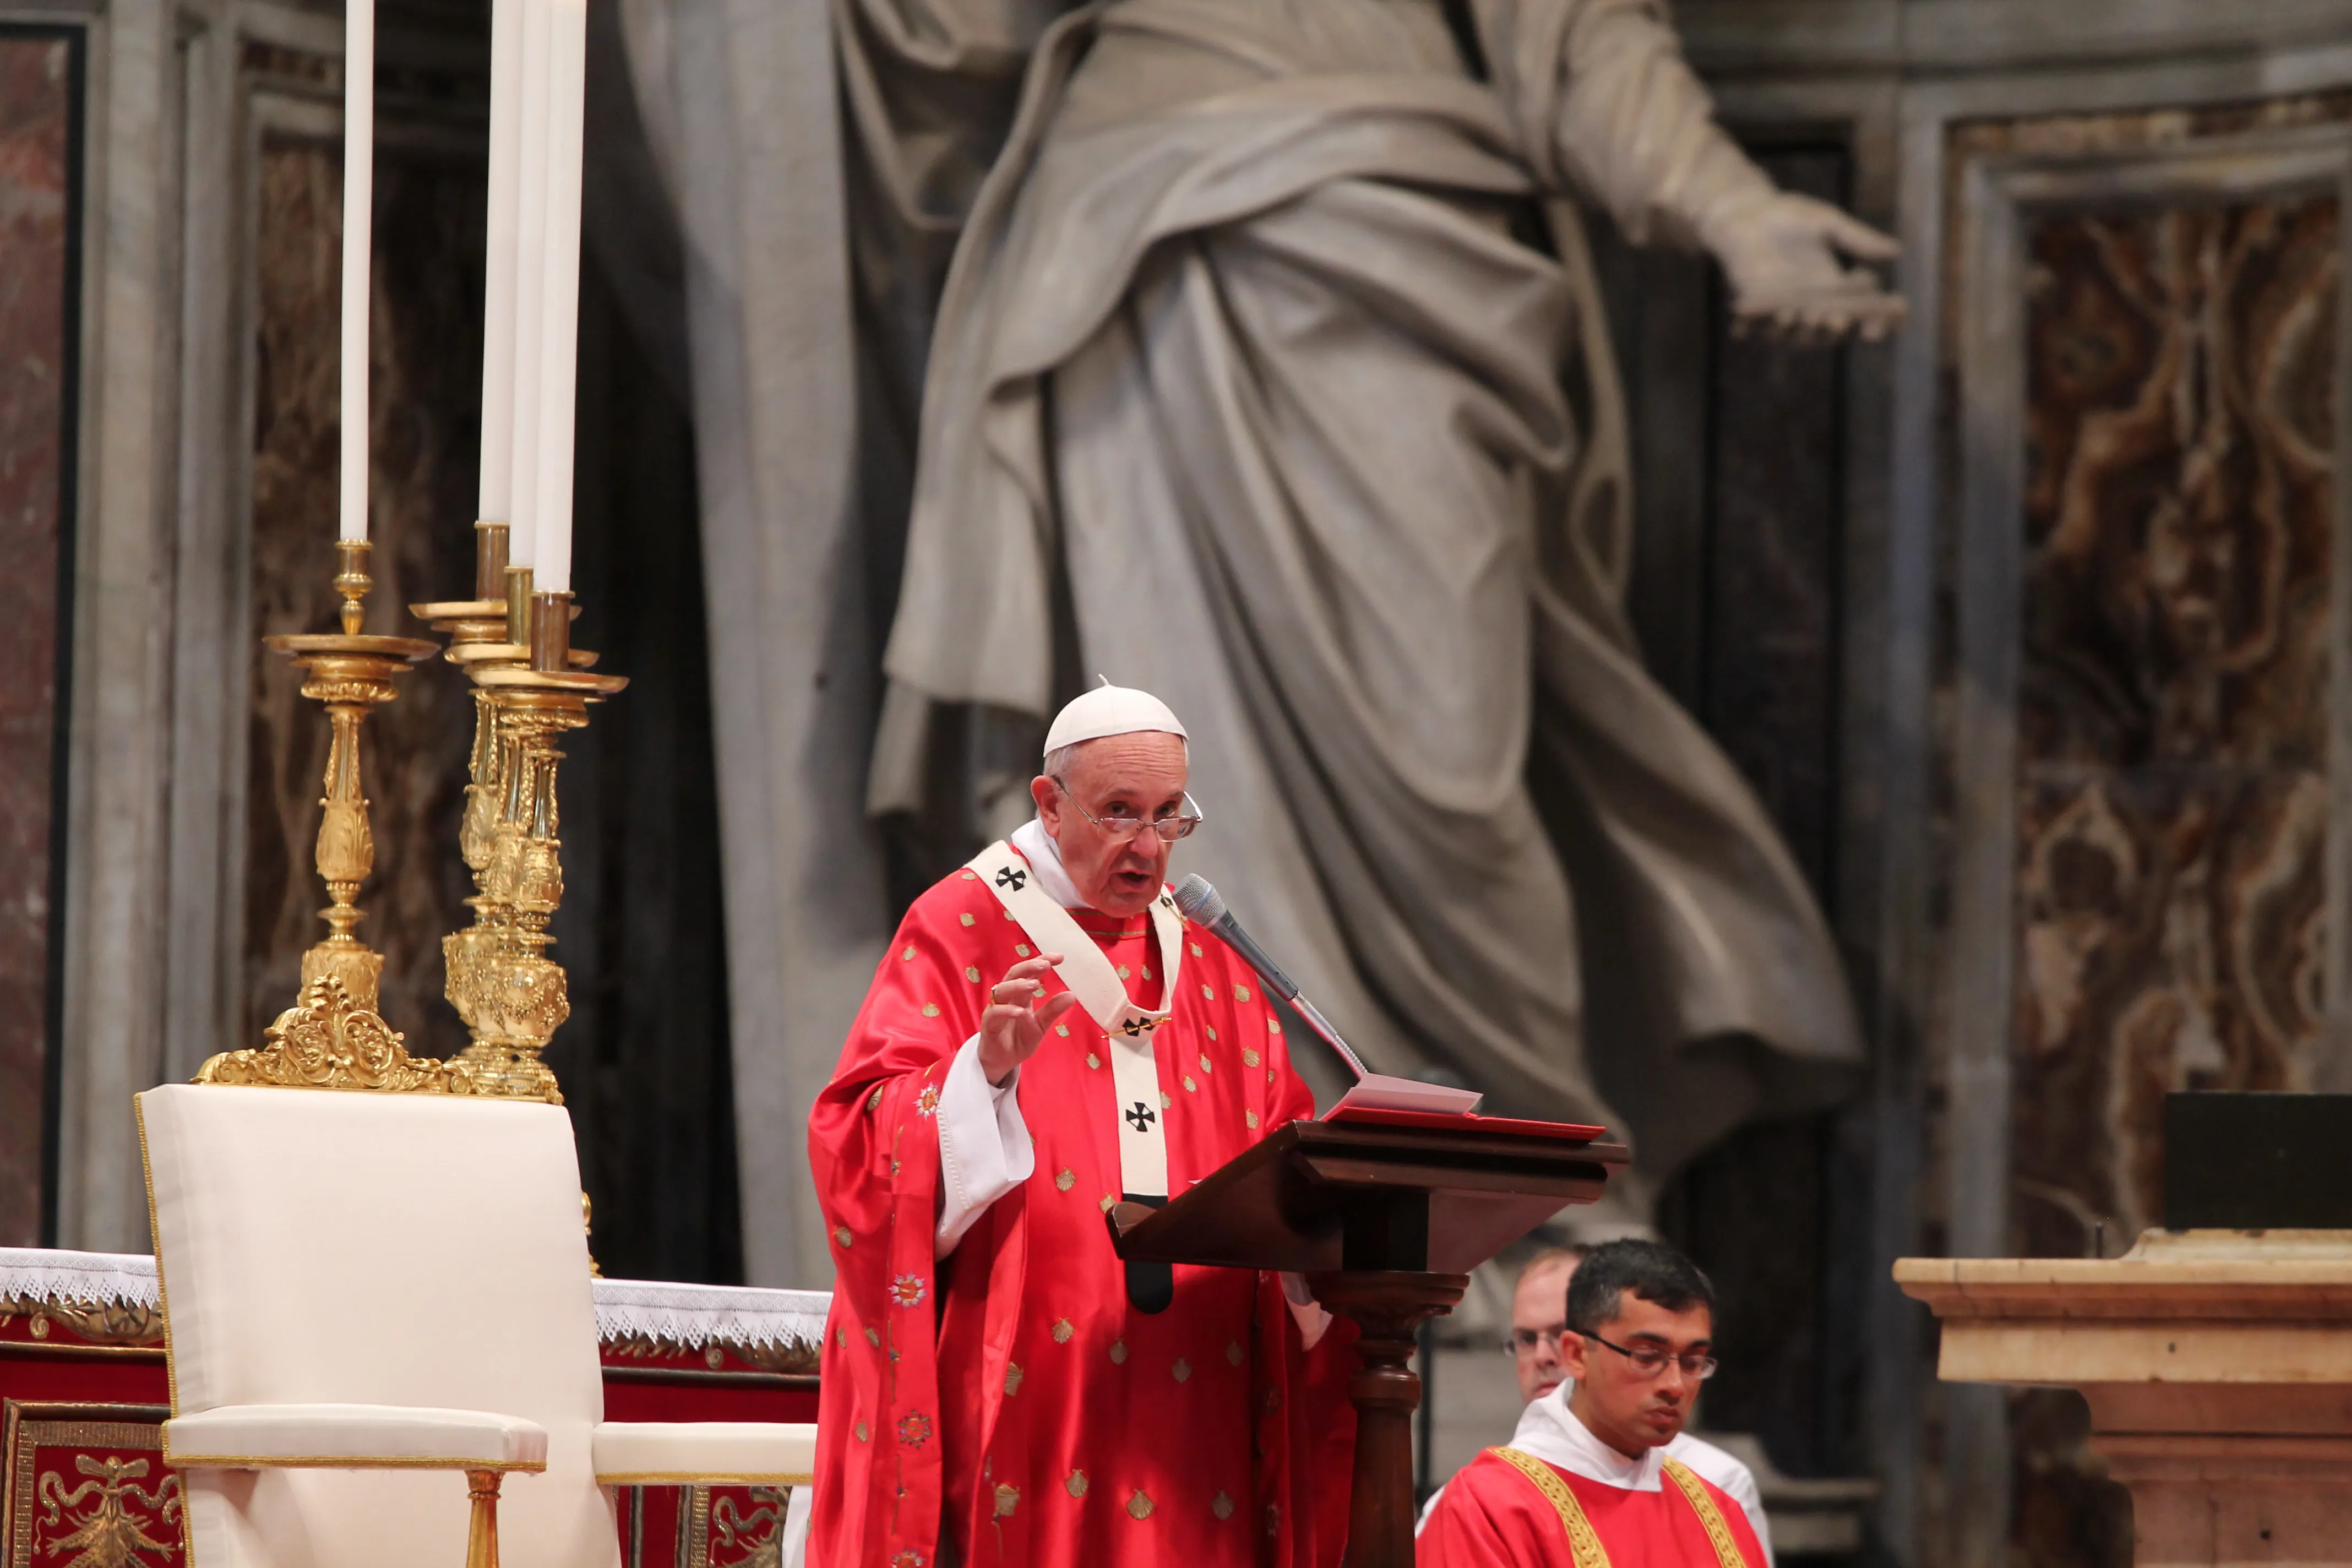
[
  {"xmin": 806, "ymin": 842, "xmax": 1355, "ymax": 1568},
  {"xmin": 1418, "ymin": 1445, "xmax": 1766, "ymax": 1568}
]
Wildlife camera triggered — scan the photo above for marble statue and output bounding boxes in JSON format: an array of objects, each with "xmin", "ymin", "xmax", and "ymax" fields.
[{"xmin": 837, "ymin": 0, "xmax": 1903, "ymax": 1208}]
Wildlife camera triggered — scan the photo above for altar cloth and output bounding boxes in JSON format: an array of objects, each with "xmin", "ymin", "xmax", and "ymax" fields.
[
  {"xmin": 0, "ymin": 1248, "xmax": 832, "ymax": 1353},
  {"xmin": 1, "ymin": 1246, "xmax": 831, "ymax": 1568}
]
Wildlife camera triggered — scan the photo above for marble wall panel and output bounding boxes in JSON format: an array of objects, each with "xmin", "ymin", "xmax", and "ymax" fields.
[
  {"xmin": 2013, "ymin": 190, "xmax": 2338, "ymax": 1249},
  {"xmin": 1699, "ymin": 144, "xmax": 1849, "ymax": 897},
  {"xmin": 1640, "ymin": 141, "xmax": 1863, "ymax": 1483},
  {"xmin": 1945, "ymin": 94, "xmax": 2352, "ymax": 1568},
  {"xmin": 241, "ymin": 132, "xmax": 482, "ymax": 1063},
  {"xmin": 0, "ymin": 35, "xmax": 74, "ymax": 1246},
  {"xmin": 546, "ymin": 262, "xmax": 741, "ymax": 1284}
]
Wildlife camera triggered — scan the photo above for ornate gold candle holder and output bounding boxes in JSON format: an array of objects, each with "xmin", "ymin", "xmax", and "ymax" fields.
[
  {"xmin": 263, "ymin": 540, "xmax": 438, "ymax": 1019},
  {"xmin": 413, "ymin": 531, "xmax": 622, "ymax": 1103}
]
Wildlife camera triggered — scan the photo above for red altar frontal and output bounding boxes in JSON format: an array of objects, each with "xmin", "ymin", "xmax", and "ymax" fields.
[{"xmin": 0, "ymin": 1249, "xmax": 824, "ymax": 1568}]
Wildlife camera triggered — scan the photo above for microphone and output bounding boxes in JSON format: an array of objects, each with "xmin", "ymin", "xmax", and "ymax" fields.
[{"xmin": 1173, "ymin": 875, "xmax": 1370, "ymax": 1081}]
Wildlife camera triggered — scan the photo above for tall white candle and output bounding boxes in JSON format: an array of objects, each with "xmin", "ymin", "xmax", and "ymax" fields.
[
  {"xmin": 532, "ymin": 0, "xmax": 587, "ymax": 596},
  {"xmin": 338, "ymin": 0, "xmax": 375, "ymax": 543},
  {"xmin": 508, "ymin": 0, "xmax": 554, "ymax": 570},
  {"xmin": 476, "ymin": 0, "xmax": 523, "ymax": 526}
]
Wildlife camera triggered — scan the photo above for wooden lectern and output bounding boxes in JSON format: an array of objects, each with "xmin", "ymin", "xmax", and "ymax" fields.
[{"xmin": 1112, "ymin": 1107, "xmax": 1628, "ymax": 1568}]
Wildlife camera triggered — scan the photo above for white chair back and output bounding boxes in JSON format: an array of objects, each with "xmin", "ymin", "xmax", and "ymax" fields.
[{"xmin": 139, "ymin": 1083, "xmax": 622, "ymax": 1568}]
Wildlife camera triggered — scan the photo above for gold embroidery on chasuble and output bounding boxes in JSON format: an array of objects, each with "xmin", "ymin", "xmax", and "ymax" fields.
[
  {"xmin": 1486, "ymin": 1449, "xmax": 1750, "ymax": 1568},
  {"xmin": 1662, "ymin": 1457, "xmax": 1749, "ymax": 1568},
  {"xmin": 1065, "ymin": 1471, "xmax": 1089, "ymax": 1499},
  {"xmin": 1488, "ymin": 1448, "xmax": 1611, "ymax": 1568},
  {"xmin": 1126, "ymin": 1490, "xmax": 1155, "ymax": 1520}
]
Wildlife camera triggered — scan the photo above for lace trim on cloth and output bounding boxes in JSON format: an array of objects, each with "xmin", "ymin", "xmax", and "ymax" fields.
[
  {"xmin": 0, "ymin": 1247, "xmax": 161, "ymax": 1309},
  {"xmin": 0, "ymin": 1249, "xmax": 831, "ymax": 1352},
  {"xmin": 591, "ymin": 1278, "xmax": 832, "ymax": 1351},
  {"xmin": 1488, "ymin": 1447, "xmax": 1747, "ymax": 1568}
]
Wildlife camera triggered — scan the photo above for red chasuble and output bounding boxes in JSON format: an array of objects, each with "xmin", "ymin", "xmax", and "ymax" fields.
[
  {"xmin": 807, "ymin": 850, "xmax": 1357, "ymax": 1568},
  {"xmin": 1417, "ymin": 1448, "xmax": 1766, "ymax": 1568}
]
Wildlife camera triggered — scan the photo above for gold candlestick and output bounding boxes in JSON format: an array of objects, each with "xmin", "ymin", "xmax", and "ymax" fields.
[
  {"xmin": 264, "ymin": 540, "xmax": 438, "ymax": 1017},
  {"xmin": 414, "ymin": 534, "xmax": 621, "ymax": 1102}
]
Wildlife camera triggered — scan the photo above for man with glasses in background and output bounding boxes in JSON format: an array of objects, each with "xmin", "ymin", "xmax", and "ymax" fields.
[
  {"xmin": 1419, "ymin": 1240, "xmax": 1771, "ymax": 1566},
  {"xmin": 808, "ymin": 683, "xmax": 1355, "ymax": 1568}
]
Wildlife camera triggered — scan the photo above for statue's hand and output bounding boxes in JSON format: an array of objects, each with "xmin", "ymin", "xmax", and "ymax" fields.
[{"xmin": 1706, "ymin": 191, "xmax": 1906, "ymax": 343}]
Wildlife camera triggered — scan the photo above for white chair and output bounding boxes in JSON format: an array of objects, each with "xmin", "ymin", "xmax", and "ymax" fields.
[{"xmin": 139, "ymin": 1082, "xmax": 815, "ymax": 1568}]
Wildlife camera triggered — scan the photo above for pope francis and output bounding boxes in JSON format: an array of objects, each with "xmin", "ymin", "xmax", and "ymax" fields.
[{"xmin": 806, "ymin": 685, "xmax": 1357, "ymax": 1568}]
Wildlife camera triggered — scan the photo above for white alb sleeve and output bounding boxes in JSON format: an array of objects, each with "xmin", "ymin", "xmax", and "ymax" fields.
[
  {"xmin": 1719, "ymin": 1458, "xmax": 1774, "ymax": 1567},
  {"xmin": 935, "ymin": 1034, "xmax": 1036, "ymax": 1257},
  {"xmin": 1279, "ymin": 1270, "xmax": 1333, "ymax": 1350},
  {"xmin": 778, "ymin": 1482, "xmax": 810, "ymax": 1568}
]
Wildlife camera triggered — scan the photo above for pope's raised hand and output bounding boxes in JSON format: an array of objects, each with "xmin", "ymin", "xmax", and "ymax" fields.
[{"xmin": 978, "ymin": 954, "xmax": 1082, "ymax": 1086}]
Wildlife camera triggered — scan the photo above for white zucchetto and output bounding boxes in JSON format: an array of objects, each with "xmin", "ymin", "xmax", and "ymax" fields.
[{"xmin": 1043, "ymin": 682, "xmax": 1189, "ymax": 759}]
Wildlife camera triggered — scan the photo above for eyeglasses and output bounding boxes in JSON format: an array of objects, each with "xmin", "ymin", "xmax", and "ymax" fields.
[
  {"xmin": 1052, "ymin": 778, "xmax": 1204, "ymax": 842},
  {"xmin": 1582, "ymin": 1331, "xmax": 1718, "ymax": 1382},
  {"xmin": 1502, "ymin": 1325, "xmax": 1567, "ymax": 1357}
]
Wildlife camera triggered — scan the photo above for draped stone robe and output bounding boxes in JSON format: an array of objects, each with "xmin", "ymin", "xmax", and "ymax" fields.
[{"xmin": 865, "ymin": 0, "xmax": 1863, "ymax": 1195}]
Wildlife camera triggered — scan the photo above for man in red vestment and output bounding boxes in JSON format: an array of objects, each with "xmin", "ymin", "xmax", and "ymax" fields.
[
  {"xmin": 1418, "ymin": 1240, "xmax": 1766, "ymax": 1568},
  {"xmin": 807, "ymin": 684, "xmax": 1356, "ymax": 1568},
  {"xmin": 1417, "ymin": 1247, "xmax": 1771, "ymax": 1556}
]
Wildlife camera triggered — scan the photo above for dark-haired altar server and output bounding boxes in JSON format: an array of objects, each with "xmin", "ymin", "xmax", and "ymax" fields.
[
  {"xmin": 807, "ymin": 684, "xmax": 1354, "ymax": 1568},
  {"xmin": 1418, "ymin": 1240, "xmax": 1767, "ymax": 1568}
]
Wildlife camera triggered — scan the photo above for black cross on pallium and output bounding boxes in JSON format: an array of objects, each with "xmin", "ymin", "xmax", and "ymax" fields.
[
  {"xmin": 1125, "ymin": 1101, "xmax": 1157, "ymax": 1133},
  {"xmin": 995, "ymin": 866, "xmax": 1028, "ymax": 891},
  {"xmin": 1119, "ymin": 1017, "xmax": 1151, "ymax": 1037}
]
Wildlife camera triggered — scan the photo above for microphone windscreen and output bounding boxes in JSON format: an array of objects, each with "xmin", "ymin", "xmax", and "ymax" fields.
[{"xmin": 1172, "ymin": 874, "xmax": 1226, "ymax": 927}]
